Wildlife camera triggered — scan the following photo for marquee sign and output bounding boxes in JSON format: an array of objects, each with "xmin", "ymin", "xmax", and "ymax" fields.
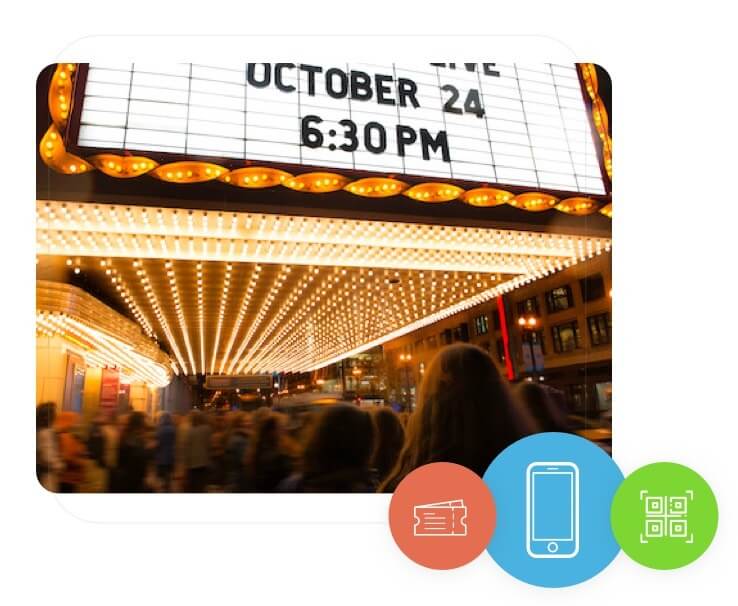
[{"xmin": 69, "ymin": 62, "xmax": 607, "ymax": 196}]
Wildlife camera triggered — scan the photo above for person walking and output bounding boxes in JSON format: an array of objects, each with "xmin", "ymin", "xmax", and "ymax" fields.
[
  {"xmin": 36, "ymin": 402, "xmax": 64, "ymax": 492},
  {"xmin": 116, "ymin": 412, "xmax": 151, "ymax": 492},
  {"xmin": 223, "ymin": 412, "xmax": 251, "ymax": 492},
  {"xmin": 184, "ymin": 410, "xmax": 212, "ymax": 492},
  {"xmin": 280, "ymin": 406, "xmax": 375, "ymax": 493},
  {"xmin": 515, "ymin": 382, "xmax": 570, "ymax": 433},
  {"xmin": 242, "ymin": 412, "xmax": 295, "ymax": 492},
  {"xmin": 56, "ymin": 411, "xmax": 87, "ymax": 493},
  {"xmin": 155, "ymin": 412, "xmax": 177, "ymax": 492}
]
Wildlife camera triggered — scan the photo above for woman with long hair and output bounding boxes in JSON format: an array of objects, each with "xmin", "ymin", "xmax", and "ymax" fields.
[{"xmin": 379, "ymin": 343, "xmax": 534, "ymax": 492}]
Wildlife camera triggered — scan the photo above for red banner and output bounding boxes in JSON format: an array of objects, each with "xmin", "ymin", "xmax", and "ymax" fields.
[{"xmin": 100, "ymin": 367, "xmax": 120, "ymax": 410}]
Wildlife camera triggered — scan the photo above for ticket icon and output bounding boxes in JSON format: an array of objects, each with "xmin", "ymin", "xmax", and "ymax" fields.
[{"xmin": 413, "ymin": 499, "xmax": 468, "ymax": 536}]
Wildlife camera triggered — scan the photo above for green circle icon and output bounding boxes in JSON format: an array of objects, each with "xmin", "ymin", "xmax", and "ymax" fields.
[{"xmin": 611, "ymin": 462, "xmax": 718, "ymax": 570}]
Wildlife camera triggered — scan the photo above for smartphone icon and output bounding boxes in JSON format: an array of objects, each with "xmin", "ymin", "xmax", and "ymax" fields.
[{"xmin": 526, "ymin": 462, "xmax": 580, "ymax": 558}]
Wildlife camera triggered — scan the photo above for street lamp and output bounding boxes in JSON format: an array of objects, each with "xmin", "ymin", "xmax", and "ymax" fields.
[
  {"xmin": 398, "ymin": 353, "xmax": 413, "ymax": 411},
  {"xmin": 518, "ymin": 315, "xmax": 540, "ymax": 378}
]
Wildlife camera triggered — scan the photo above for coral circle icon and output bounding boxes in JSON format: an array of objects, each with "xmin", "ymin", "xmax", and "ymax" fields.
[{"xmin": 388, "ymin": 462, "xmax": 496, "ymax": 570}]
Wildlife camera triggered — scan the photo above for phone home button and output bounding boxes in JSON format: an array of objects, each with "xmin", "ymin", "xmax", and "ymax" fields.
[{"xmin": 547, "ymin": 542, "xmax": 559, "ymax": 553}]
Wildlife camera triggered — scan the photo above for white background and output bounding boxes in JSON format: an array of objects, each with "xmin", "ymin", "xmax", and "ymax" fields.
[{"xmin": 3, "ymin": 3, "xmax": 738, "ymax": 605}]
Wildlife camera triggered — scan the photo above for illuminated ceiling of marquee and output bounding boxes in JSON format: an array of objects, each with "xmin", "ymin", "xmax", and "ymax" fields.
[
  {"xmin": 36, "ymin": 280, "xmax": 172, "ymax": 386},
  {"xmin": 37, "ymin": 200, "xmax": 611, "ymax": 375}
]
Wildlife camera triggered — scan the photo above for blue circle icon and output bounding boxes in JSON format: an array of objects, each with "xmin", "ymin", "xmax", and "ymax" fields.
[{"xmin": 484, "ymin": 432, "xmax": 623, "ymax": 587}]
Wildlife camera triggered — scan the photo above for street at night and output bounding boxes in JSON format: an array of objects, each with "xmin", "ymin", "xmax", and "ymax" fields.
[{"xmin": 36, "ymin": 62, "xmax": 612, "ymax": 492}]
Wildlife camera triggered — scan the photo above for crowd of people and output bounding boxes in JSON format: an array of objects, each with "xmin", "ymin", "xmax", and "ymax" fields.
[{"xmin": 36, "ymin": 343, "xmax": 571, "ymax": 493}]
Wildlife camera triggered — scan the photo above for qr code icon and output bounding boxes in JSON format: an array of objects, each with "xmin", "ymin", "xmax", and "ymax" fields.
[{"xmin": 640, "ymin": 490, "xmax": 694, "ymax": 544}]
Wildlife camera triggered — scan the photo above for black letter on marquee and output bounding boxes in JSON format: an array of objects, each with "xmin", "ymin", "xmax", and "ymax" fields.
[
  {"xmin": 420, "ymin": 129, "xmax": 450, "ymax": 162},
  {"xmin": 299, "ymin": 64, "xmax": 323, "ymax": 96},
  {"xmin": 482, "ymin": 63, "xmax": 500, "ymax": 77},
  {"xmin": 375, "ymin": 74, "xmax": 395, "ymax": 105},
  {"xmin": 325, "ymin": 68, "xmax": 348, "ymax": 99},
  {"xmin": 396, "ymin": 125, "xmax": 417, "ymax": 157},
  {"xmin": 247, "ymin": 63, "xmax": 271, "ymax": 88},
  {"xmin": 397, "ymin": 78, "xmax": 420, "ymax": 108},
  {"xmin": 350, "ymin": 71, "xmax": 373, "ymax": 101},
  {"xmin": 275, "ymin": 63, "xmax": 296, "ymax": 92}
]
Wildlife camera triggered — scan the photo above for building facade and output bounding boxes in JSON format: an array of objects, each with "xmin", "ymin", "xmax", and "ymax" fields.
[{"xmin": 383, "ymin": 251, "xmax": 611, "ymax": 426}]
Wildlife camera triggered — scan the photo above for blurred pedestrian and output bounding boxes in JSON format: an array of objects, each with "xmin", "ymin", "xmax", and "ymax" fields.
[
  {"xmin": 155, "ymin": 412, "xmax": 176, "ymax": 492},
  {"xmin": 242, "ymin": 412, "xmax": 295, "ymax": 492},
  {"xmin": 209, "ymin": 413, "xmax": 227, "ymax": 490},
  {"xmin": 86, "ymin": 412, "xmax": 107, "ymax": 469},
  {"xmin": 294, "ymin": 410, "xmax": 318, "ymax": 448},
  {"xmin": 370, "ymin": 407, "xmax": 405, "ymax": 485},
  {"xmin": 281, "ymin": 405, "xmax": 375, "ymax": 492},
  {"xmin": 379, "ymin": 343, "xmax": 535, "ymax": 492},
  {"xmin": 173, "ymin": 413, "xmax": 190, "ymax": 491},
  {"xmin": 84, "ymin": 412, "xmax": 113, "ymax": 492},
  {"xmin": 116, "ymin": 412, "xmax": 151, "ymax": 492},
  {"xmin": 101, "ymin": 413, "xmax": 119, "ymax": 478},
  {"xmin": 36, "ymin": 402, "xmax": 63, "ymax": 492},
  {"xmin": 55, "ymin": 411, "xmax": 87, "ymax": 493},
  {"xmin": 185, "ymin": 410, "xmax": 212, "ymax": 492},
  {"xmin": 224, "ymin": 412, "xmax": 251, "ymax": 491},
  {"xmin": 515, "ymin": 382, "xmax": 570, "ymax": 433}
]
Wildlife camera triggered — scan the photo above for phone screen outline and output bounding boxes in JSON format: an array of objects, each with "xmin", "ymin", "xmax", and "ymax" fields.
[{"xmin": 525, "ymin": 462, "xmax": 580, "ymax": 559}]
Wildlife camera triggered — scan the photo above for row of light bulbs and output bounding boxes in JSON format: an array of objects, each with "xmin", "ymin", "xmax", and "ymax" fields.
[
  {"xmin": 38, "ymin": 202, "xmax": 610, "ymax": 259},
  {"xmin": 39, "ymin": 228, "xmax": 602, "ymax": 276}
]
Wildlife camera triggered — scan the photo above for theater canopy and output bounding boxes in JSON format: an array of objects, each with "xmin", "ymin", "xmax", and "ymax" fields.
[{"xmin": 37, "ymin": 63, "xmax": 611, "ymax": 376}]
